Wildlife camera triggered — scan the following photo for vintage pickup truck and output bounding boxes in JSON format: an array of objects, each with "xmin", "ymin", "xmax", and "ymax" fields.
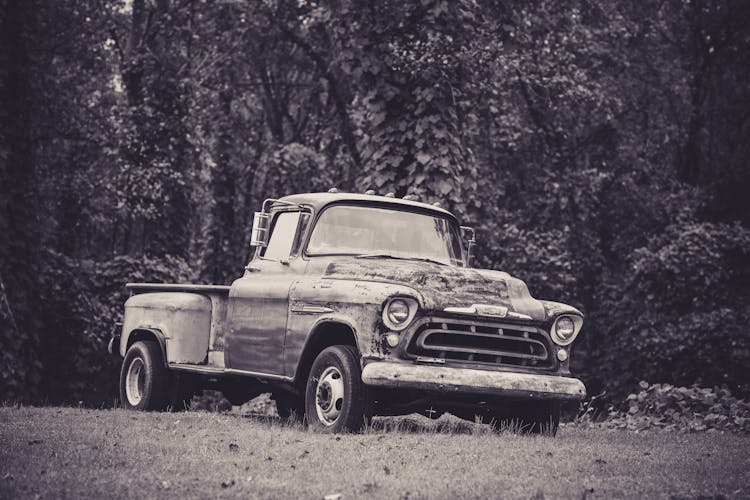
[{"xmin": 110, "ymin": 191, "xmax": 586, "ymax": 434}]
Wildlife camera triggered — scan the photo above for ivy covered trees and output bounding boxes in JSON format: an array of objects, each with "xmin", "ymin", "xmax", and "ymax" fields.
[{"xmin": 1, "ymin": 0, "xmax": 748, "ymax": 403}]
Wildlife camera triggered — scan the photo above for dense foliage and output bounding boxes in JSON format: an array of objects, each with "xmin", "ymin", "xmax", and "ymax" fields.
[
  {"xmin": 1, "ymin": 0, "xmax": 749, "ymax": 405},
  {"xmin": 587, "ymin": 382, "xmax": 750, "ymax": 434}
]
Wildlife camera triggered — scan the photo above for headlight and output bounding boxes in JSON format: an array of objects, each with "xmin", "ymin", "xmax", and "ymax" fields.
[
  {"xmin": 388, "ymin": 299, "xmax": 410, "ymax": 324},
  {"xmin": 551, "ymin": 315, "xmax": 582, "ymax": 346},
  {"xmin": 382, "ymin": 297, "xmax": 418, "ymax": 331}
]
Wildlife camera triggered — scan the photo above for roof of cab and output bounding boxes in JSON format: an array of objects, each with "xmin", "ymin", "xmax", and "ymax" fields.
[{"xmin": 274, "ymin": 192, "xmax": 457, "ymax": 220}]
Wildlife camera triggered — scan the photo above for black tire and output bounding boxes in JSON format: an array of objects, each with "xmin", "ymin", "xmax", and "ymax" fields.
[
  {"xmin": 305, "ymin": 345, "xmax": 371, "ymax": 433},
  {"xmin": 492, "ymin": 401, "xmax": 561, "ymax": 436},
  {"xmin": 119, "ymin": 341, "xmax": 170, "ymax": 411},
  {"xmin": 274, "ymin": 392, "xmax": 305, "ymax": 421}
]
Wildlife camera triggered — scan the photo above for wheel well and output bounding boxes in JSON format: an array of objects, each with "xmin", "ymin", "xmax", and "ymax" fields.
[
  {"xmin": 294, "ymin": 321, "xmax": 358, "ymax": 388},
  {"xmin": 126, "ymin": 329, "xmax": 168, "ymax": 367}
]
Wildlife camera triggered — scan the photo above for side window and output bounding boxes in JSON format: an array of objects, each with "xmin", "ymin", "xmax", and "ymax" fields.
[
  {"xmin": 263, "ymin": 212, "xmax": 301, "ymax": 261},
  {"xmin": 290, "ymin": 213, "xmax": 311, "ymax": 257}
]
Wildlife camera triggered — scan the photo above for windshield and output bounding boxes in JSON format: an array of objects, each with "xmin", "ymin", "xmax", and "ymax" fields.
[{"xmin": 307, "ymin": 205, "xmax": 464, "ymax": 266}]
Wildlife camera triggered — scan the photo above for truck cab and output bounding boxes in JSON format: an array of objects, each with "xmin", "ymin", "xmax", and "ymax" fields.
[{"xmin": 112, "ymin": 192, "xmax": 586, "ymax": 434}]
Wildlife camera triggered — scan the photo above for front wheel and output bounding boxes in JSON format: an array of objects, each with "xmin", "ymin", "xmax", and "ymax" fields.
[
  {"xmin": 119, "ymin": 340, "xmax": 170, "ymax": 411},
  {"xmin": 305, "ymin": 345, "xmax": 371, "ymax": 433}
]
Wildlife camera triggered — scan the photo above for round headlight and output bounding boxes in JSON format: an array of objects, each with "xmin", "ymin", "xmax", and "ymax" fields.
[
  {"xmin": 387, "ymin": 299, "xmax": 410, "ymax": 325},
  {"xmin": 382, "ymin": 297, "xmax": 418, "ymax": 331},
  {"xmin": 552, "ymin": 315, "xmax": 579, "ymax": 345}
]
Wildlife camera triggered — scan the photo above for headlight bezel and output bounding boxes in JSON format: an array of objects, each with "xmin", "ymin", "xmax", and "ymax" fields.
[
  {"xmin": 551, "ymin": 314, "xmax": 583, "ymax": 346},
  {"xmin": 382, "ymin": 296, "xmax": 418, "ymax": 331}
]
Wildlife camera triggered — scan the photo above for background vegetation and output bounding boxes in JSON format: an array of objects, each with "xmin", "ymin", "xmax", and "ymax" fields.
[{"xmin": 1, "ymin": 0, "xmax": 748, "ymax": 406}]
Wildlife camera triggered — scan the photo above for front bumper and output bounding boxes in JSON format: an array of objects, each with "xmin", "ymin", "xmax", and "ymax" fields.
[{"xmin": 361, "ymin": 362, "xmax": 586, "ymax": 400}]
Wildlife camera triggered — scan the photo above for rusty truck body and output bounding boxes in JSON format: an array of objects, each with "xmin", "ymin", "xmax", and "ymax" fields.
[{"xmin": 110, "ymin": 192, "xmax": 586, "ymax": 434}]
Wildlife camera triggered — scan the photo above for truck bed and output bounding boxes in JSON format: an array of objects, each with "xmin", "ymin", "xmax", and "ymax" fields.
[{"xmin": 125, "ymin": 282, "xmax": 231, "ymax": 368}]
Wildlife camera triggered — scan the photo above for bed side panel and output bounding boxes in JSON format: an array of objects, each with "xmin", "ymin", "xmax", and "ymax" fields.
[{"xmin": 122, "ymin": 292, "xmax": 212, "ymax": 364}]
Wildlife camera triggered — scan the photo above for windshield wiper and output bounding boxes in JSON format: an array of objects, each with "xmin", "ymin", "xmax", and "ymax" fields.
[{"xmin": 355, "ymin": 254, "xmax": 449, "ymax": 266}]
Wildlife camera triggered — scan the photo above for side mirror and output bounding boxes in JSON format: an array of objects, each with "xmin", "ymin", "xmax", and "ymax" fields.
[
  {"xmin": 250, "ymin": 212, "xmax": 271, "ymax": 247},
  {"xmin": 460, "ymin": 226, "xmax": 476, "ymax": 267}
]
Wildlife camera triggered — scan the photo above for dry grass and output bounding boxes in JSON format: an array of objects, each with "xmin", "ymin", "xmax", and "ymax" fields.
[{"xmin": 1, "ymin": 405, "xmax": 748, "ymax": 499}]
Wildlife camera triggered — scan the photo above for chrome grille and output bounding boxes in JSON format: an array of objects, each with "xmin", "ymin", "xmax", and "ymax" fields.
[{"xmin": 406, "ymin": 317, "xmax": 554, "ymax": 369}]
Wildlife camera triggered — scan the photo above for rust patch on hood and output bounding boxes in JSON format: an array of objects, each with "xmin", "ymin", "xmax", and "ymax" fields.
[{"xmin": 323, "ymin": 259, "xmax": 547, "ymax": 321}]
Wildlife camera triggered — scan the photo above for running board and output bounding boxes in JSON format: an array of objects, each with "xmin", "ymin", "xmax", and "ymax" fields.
[{"xmin": 168, "ymin": 363, "xmax": 293, "ymax": 382}]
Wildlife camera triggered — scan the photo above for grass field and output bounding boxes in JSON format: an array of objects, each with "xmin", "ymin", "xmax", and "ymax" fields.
[{"xmin": 1, "ymin": 406, "xmax": 748, "ymax": 499}]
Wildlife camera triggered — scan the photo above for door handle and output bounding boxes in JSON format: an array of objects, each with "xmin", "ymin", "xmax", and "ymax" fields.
[{"xmin": 245, "ymin": 265, "xmax": 261, "ymax": 273}]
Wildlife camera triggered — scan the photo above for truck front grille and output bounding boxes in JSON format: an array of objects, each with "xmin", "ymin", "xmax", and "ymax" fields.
[{"xmin": 406, "ymin": 317, "xmax": 554, "ymax": 369}]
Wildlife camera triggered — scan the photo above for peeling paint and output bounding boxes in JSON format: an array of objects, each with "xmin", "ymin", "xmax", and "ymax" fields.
[{"xmin": 320, "ymin": 258, "xmax": 547, "ymax": 320}]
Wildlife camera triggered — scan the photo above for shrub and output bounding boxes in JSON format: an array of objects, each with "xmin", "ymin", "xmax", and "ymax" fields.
[
  {"xmin": 592, "ymin": 222, "xmax": 750, "ymax": 398},
  {"xmin": 191, "ymin": 392, "xmax": 276, "ymax": 416},
  {"xmin": 28, "ymin": 252, "xmax": 195, "ymax": 405},
  {"xmin": 598, "ymin": 382, "xmax": 750, "ymax": 434}
]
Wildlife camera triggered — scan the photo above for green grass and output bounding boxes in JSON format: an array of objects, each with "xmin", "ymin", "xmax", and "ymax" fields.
[{"xmin": 1, "ymin": 406, "xmax": 748, "ymax": 499}]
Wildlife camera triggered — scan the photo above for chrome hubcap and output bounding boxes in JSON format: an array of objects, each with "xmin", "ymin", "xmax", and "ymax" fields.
[
  {"xmin": 315, "ymin": 366, "xmax": 344, "ymax": 426},
  {"xmin": 125, "ymin": 358, "xmax": 145, "ymax": 406}
]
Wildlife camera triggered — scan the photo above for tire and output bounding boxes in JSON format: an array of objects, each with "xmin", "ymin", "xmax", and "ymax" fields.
[
  {"xmin": 492, "ymin": 401, "xmax": 561, "ymax": 436},
  {"xmin": 274, "ymin": 392, "xmax": 305, "ymax": 421},
  {"xmin": 119, "ymin": 341, "xmax": 170, "ymax": 411},
  {"xmin": 305, "ymin": 345, "xmax": 371, "ymax": 433}
]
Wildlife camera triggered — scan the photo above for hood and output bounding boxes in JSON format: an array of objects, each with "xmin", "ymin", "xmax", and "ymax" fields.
[{"xmin": 321, "ymin": 258, "xmax": 553, "ymax": 322}]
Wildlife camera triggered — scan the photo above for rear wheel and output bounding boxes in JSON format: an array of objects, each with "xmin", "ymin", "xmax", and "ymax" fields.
[
  {"xmin": 120, "ymin": 341, "xmax": 170, "ymax": 411},
  {"xmin": 305, "ymin": 345, "xmax": 371, "ymax": 433}
]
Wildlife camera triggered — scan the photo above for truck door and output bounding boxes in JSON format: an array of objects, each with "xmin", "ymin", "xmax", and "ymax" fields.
[{"xmin": 225, "ymin": 210, "xmax": 309, "ymax": 375}]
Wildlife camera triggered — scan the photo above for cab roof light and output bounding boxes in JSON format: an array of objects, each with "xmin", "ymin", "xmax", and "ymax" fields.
[{"xmin": 364, "ymin": 189, "xmax": 375, "ymax": 195}]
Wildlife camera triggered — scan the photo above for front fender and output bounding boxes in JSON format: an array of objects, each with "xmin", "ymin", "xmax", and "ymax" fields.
[
  {"xmin": 285, "ymin": 279, "xmax": 421, "ymax": 374},
  {"xmin": 539, "ymin": 300, "xmax": 584, "ymax": 322}
]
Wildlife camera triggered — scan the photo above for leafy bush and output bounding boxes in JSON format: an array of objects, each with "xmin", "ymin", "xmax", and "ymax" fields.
[
  {"xmin": 260, "ymin": 143, "xmax": 333, "ymax": 197},
  {"xmin": 190, "ymin": 390, "xmax": 233, "ymax": 413},
  {"xmin": 592, "ymin": 222, "xmax": 750, "ymax": 398},
  {"xmin": 17, "ymin": 252, "xmax": 196, "ymax": 405},
  {"xmin": 596, "ymin": 382, "xmax": 750, "ymax": 434},
  {"xmin": 191, "ymin": 392, "xmax": 277, "ymax": 416},
  {"xmin": 477, "ymin": 222, "xmax": 582, "ymax": 304}
]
